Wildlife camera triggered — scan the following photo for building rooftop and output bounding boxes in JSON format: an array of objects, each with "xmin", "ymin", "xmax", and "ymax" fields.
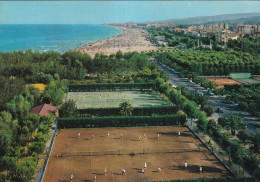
[
  {"xmin": 29, "ymin": 103, "xmax": 57, "ymax": 117},
  {"xmin": 227, "ymin": 34, "xmax": 238, "ymax": 37}
]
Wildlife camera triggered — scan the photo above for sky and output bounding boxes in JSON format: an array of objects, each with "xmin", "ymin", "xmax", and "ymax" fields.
[{"xmin": 0, "ymin": 1, "xmax": 260, "ymax": 24}]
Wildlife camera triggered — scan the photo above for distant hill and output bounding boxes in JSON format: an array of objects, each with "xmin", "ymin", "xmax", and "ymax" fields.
[
  {"xmin": 148, "ymin": 13, "xmax": 260, "ymax": 25},
  {"xmin": 205, "ymin": 16, "xmax": 260, "ymax": 25}
]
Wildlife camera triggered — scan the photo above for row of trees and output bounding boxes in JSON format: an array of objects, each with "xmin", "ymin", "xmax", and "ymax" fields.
[
  {"xmin": 205, "ymin": 114, "xmax": 260, "ymax": 178},
  {"xmin": 224, "ymin": 84, "xmax": 260, "ymax": 117},
  {"xmin": 154, "ymin": 50, "xmax": 260, "ymax": 76},
  {"xmin": 0, "ymin": 50, "xmax": 151, "ymax": 83},
  {"xmin": 227, "ymin": 37, "xmax": 260, "ymax": 54},
  {"xmin": 152, "ymin": 60, "xmax": 260, "ymax": 177}
]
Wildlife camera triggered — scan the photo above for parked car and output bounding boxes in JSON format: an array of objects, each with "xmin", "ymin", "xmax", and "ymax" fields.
[
  {"xmin": 207, "ymin": 91, "xmax": 214, "ymax": 96},
  {"xmin": 229, "ymin": 103, "xmax": 238, "ymax": 107},
  {"xmin": 216, "ymin": 108, "xmax": 224, "ymax": 113}
]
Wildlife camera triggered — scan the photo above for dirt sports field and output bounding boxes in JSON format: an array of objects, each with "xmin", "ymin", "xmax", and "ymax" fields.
[
  {"xmin": 207, "ymin": 78, "xmax": 240, "ymax": 88},
  {"xmin": 42, "ymin": 127, "xmax": 229, "ymax": 182}
]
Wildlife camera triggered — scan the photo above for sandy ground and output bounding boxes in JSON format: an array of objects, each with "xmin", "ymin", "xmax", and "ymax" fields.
[
  {"xmin": 42, "ymin": 127, "xmax": 229, "ymax": 182},
  {"xmin": 75, "ymin": 26, "xmax": 157, "ymax": 58},
  {"xmin": 207, "ymin": 78, "xmax": 240, "ymax": 88}
]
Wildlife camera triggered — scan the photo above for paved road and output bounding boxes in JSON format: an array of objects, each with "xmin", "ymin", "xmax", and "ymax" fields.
[{"xmin": 151, "ymin": 58, "xmax": 260, "ymax": 135}]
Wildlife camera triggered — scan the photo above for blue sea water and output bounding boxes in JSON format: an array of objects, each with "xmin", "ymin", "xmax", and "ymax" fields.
[{"xmin": 0, "ymin": 24, "xmax": 123, "ymax": 53}]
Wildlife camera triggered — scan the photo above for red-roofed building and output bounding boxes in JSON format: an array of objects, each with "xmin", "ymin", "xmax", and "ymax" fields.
[{"xmin": 29, "ymin": 104, "xmax": 57, "ymax": 117}]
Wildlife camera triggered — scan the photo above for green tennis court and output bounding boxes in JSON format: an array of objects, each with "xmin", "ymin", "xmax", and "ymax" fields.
[{"xmin": 67, "ymin": 90, "xmax": 172, "ymax": 109}]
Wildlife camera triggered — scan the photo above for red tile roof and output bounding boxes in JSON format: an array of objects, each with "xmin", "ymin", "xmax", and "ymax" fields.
[
  {"xmin": 29, "ymin": 104, "xmax": 57, "ymax": 117},
  {"xmin": 227, "ymin": 34, "xmax": 237, "ymax": 37}
]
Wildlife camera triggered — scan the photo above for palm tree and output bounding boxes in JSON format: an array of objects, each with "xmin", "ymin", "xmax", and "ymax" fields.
[
  {"xmin": 119, "ymin": 101, "xmax": 133, "ymax": 116},
  {"xmin": 219, "ymin": 114, "xmax": 244, "ymax": 135},
  {"xmin": 207, "ymin": 81, "xmax": 217, "ymax": 90}
]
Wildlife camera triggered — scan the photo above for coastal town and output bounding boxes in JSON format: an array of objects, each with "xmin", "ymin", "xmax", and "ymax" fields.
[
  {"xmin": 76, "ymin": 21, "xmax": 260, "ymax": 57},
  {"xmin": 109, "ymin": 21, "xmax": 260, "ymax": 47}
]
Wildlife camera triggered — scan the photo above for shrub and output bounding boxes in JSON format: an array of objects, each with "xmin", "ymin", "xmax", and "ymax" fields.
[{"xmin": 58, "ymin": 115, "xmax": 186, "ymax": 128}]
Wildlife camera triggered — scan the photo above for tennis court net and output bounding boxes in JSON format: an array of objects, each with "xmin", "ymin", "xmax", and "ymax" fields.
[{"xmin": 60, "ymin": 147, "xmax": 200, "ymax": 157}]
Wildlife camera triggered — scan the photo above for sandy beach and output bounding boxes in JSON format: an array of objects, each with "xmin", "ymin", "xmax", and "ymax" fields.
[{"xmin": 75, "ymin": 26, "xmax": 157, "ymax": 58}]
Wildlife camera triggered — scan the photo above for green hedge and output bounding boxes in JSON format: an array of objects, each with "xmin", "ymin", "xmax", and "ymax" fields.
[
  {"xmin": 57, "ymin": 115, "xmax": 186, "ymax": 128},
  {"xmin": 68, "ymin": 83, "xmax": 156, "ymax": 92},
  {"xmin": 164, "ymin": 176, "xmax": 256, "ymax": 182},
  {"xmin": 78, "ymin": 106, "xmax": 177, "ymax": 117}
]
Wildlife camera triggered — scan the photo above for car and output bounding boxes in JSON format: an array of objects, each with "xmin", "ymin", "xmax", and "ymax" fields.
[
  {"xmin": 223, "ymin": 100, "xmax": 233, "ymax": 104},
  {"xmin": 229, "ymin": 103, "xmax": 238, "ymax": 107},
  {"xmin": 207, "ymin": 91, "xmax": 214, "ymax": 96},
  {"xmin": 178, "ymin": 75, "xmax": 184, "ymax": 78},
  {"xmin": 216, "ymin": 108, "xmax": 224, "ymax": 113},
  {"xmin": 171, "ymin": 85, "xmax": 177, "ymax": 88}
]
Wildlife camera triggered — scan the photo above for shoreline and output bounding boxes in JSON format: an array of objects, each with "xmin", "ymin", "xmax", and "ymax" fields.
[{"xmin": 75, "ymin": 26, "xmax": 157, "ymax": 58}]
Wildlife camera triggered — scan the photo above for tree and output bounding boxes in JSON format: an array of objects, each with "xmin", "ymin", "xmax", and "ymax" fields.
[
  {"xmin": 6, "ymin": 94, "xmax": 31, "ymax": 121},
  {"xmin": 10, "ymin": 157, "xmax": 37, "ymax": 182},
  {"xmin": 183, "ymin": 101, "xmax": 198, "ymax": 120},
  {"xmin": 2, "ymin": 156, "xmax": 16, "ymax": 175},
  {"xmin": 119, "ymin": 101, "xmax": 133, "ymax": 116},
  {"xmin": 237, "ymin": 129, "xmax": 252, "ymax": 145},
  {"xmin": 203, "ymin": 105, "xmax": 215, "ymax": 117},
  {"xmin": 218, "ymin": 114, "xmax": 244, "ymax": 135},
  {"xmin": 251, "ymin": 134, "xmax": 260, "ymax": 153},
  {"xmin": 207, "ymin": 81, "xmax": 216, "ymax": 90},
  {"xmin": 196, "ymin": 95, "xmax": 208, "ymax": 110},
  {"xmin": 42, "ymin": 114, "xmax": 55, "ymax": 126},
  {"xmin": 116, "ymin": 50, "xmax": 123, "ymax": 59},
  {"xmin": 59, "ymin": 99, "xmax": 78, "ymax": 117},
  {"xmin": 0, "ymin": 130, "xmax": 12, "ymax": 158},
  {"xmin": 27, "ymin": 114, "xmax": 40, "ymax": 129},
  {"xmin": 0, "ymin": 111, "xmax": 12, "ymax": 124},
  {"xmin": 196, "ymin": 111, "xmax": 208, "ymax": 132},
  {"xmin": 28, "ymin": 132, "xmax": 47, "ymax": 155}
]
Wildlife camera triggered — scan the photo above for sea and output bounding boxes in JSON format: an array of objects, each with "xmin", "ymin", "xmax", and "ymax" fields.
[{"xmin": 0, "ymin": 24, "xmax": 123, "ymax": 53}]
